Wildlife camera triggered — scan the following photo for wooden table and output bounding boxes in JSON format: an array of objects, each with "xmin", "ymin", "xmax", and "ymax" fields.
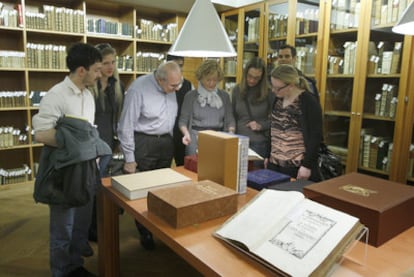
[{"xmin": 97, "ymin": 167, "xmax": 414, "ymax": 277}]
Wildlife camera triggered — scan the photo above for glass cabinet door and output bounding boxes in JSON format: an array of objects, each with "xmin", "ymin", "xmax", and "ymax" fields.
[
  {"xmin": 222, "ymin": 10, "xmax": 240, "ymax": 94},
  {"xmin": 357, "ymin": 0, "xmax": 408, "ymax": 178},
  {"xmin": 242, "ymin": 3, "xmax": 264, "ymax": 68},
  {"xmin": 266, "ymin": 0, "xmax": 289, "ymax": 72},
  {"xmin": 320, "ymin": 0, "xmax": 361, "ymax": 173},
  {"xmin": 295, "ymin": 1, "xmax": 320, "ymax": 76},
  {"xmin": 265, "ymin": 1, "xmax": 321, "ymax": 76}
]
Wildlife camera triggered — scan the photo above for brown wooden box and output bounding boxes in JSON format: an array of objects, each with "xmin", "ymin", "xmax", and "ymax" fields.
[
  {"xmin": 303, "ymin": 172, "xmax": 414, "ymax": 247},
  {"xmin": 147, "ymin": 180, "xmax": 238, "ymax": 228}
]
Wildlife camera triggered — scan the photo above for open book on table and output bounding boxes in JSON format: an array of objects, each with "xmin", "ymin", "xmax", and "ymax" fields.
[{"xmin": 214, "ymin": 189, "xmax": 365, "ymax": 277}]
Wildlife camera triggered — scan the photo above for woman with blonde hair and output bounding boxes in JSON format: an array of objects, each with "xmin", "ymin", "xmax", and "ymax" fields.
[
  {"xmin": 179, "ymin": 59, "xmax": 235, "ymax": 155},
  {"xmin": 267, "ymin": 64, "xmax": 322, "ymax": 181},
  {"xmin": 88, "ymin": 43, "xmax": 125, "ymax": 243},
  {"xmin": 90, "ymin": 43, "xmax": 124, "ymax": 176}
]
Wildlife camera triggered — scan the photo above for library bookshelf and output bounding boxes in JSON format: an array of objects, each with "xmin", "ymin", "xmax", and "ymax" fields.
[{"xmin": 0, "ymin": 0, "xmax": 186, "ymax": 187}]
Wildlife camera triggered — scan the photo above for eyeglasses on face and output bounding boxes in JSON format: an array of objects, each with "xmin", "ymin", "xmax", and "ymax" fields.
[{"xmin": 272, "ymin": 83, "xmax": 289, "ymax": 92}]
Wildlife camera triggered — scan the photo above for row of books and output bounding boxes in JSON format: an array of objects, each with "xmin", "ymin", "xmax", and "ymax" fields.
[
  {"xmin": 295, "ymin": 45, "xmax": 316, "ymax": 75},
  {"xmin": 25, "ymin": 5, "xmax": 84, "ymax": 33},
  {"xmin": 268, "ymin": 14, "xmax": 288, "ymax": 39},
  {"xmin": 3, "ymin": 3, "xmax": 177, "ymax": 42},
  {"xmin": 26, "ymin": 43, "xmax": 66, "ymax": 70},
  {"xmin": 0, "ymin": 91, "xmax": 27, "ymax": 108},
  {"xmin": 328, "ymin": 41, "xmax": 357, "ymax": 75},
  {"xmin": 0, "ymin": 126, "xmax": 29, "ymax": 148},
  {"xmin": 87, "ymin": 18, "xmax": 133, "ymax": 37},
  {"xmin": 295, "ymin": 9, "xmax": 319, "ymax": 35},
  {"xmin": 360, "ymin": 130, "xmax": 393, "ymax": 172},
  {"xmin": 116, "ymin": 55, "xmax": 134, "ymax": 72},
  {"xmin": 374, "ymin": 83, "xmax": 398, "ymax": 118},
  {"xmin": 224, "ymin": 19, "xmax": 237, "ymax": 43},
  {"xmin": 246, "ymin": 17, "xmax": 260, "ymax": 42},
  {"xmin": 0, "ymin": 164, "xmax": 31, "ymax": 185},
  {"xmin": 224, "ymin": 59, "xmax": 237, "ymax": 75},
  {"xmin": 0, "ymin": 2, "xmax": 19, "ymax": 28},
  {"xmin": 137, "ymin": 19, "xmax": 178, "ymax": 42},
  {"xmin": 368, "ymin": 41, "xmax": 402, "ymax": 75},
  {"xmin": 136, "ymin": 52, "xmax": 164, "ymax": 73},
  {"xmin": 330, "ymin": 1, "xmax": 360, "ymax": 30},
  {"xmin": 0, "ymin": 51, "xmax": 25, "ymax": 69},
  {"xmin": 372, "ymin": 0, "xmax": 409, "ymax": 26},
  {"xmin": 29, "ymin": 91, "xmax": 47, "ymax": 107}
]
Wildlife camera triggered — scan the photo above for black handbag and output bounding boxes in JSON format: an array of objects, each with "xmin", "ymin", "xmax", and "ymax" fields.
[{"xmin": 318, "ymin": 143, "xmax": 343, "ymax": 180}]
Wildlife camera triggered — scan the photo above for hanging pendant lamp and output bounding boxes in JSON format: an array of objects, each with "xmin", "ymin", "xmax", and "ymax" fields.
[{"xmin": 168, "ymin": 0, "xmax": 237, "ymax": 57}]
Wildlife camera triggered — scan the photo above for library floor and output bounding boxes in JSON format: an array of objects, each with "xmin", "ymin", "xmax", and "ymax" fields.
[{"xmin": 0, "ymin": 183, "xmax": 201, "ymax": 277}]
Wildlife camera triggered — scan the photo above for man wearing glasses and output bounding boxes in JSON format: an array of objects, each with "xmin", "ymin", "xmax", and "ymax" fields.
[{"xmin": 117, "ymin": 61, "xmax": 182, "ymax": 250}]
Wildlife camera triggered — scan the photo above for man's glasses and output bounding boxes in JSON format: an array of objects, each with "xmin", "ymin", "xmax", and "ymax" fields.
[{"xmin": 272, "ymin": 83, "xmax": 289, "ymax": 92}]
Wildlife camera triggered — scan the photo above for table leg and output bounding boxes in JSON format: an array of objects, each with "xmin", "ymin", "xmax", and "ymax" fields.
[{"xmin": 97, "ymin": 187, "xmax": 120, "ymax": 276}]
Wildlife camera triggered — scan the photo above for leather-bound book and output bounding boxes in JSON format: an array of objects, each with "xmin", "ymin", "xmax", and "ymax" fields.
[
  {"xmin": 147, "ymin": 180, "xmax": 237, "ymax": 228},
  {"xmin": 304, "ymin": 172, "xmax": 414, "ymax": 246}
]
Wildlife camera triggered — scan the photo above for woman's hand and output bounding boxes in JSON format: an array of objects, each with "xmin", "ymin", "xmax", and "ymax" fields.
[
  {"xmin": 246, "ymin": 121, "xmax": 262, "ymax": 131},
  {"xmin": 297, "ymin": 166, "xmax": 311, "ymax": 180},
  {"xmin": 182, "ymin": 133, "xmax": 191, "ymax": 145}
]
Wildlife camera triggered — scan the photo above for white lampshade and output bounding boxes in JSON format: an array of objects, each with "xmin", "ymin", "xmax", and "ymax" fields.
[
  {"xmin": 168, "ymin": 0, "xmax": 237, "ymax": 57},
  {"xmin": 392, "ymin": 2, "xmax": 414, "ymax": 35}
]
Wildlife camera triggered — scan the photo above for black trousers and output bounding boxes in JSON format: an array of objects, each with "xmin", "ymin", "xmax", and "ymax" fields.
[
  {"xmin": 133, "ymin": 132, "xmax": 174, "ymax": 236},
  {"xmin": 134, "ymin": 132, "xmax": 174, "ymax": 171}
]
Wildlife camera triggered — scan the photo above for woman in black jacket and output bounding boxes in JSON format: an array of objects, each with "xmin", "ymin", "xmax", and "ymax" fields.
[{"xmin": 266, "ymin": 64, "xmax": 322, "ymax": 182}]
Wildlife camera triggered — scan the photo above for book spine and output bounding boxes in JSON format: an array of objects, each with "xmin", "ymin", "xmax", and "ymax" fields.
[{"xmin": 237, "ymin": 137, "xmax": 249, "ymax": 194}]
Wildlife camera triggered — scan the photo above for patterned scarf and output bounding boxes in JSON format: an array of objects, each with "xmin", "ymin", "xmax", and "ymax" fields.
[{"xmin": 197, "ymin": 82, "xmax": 223, "ymax": 109}]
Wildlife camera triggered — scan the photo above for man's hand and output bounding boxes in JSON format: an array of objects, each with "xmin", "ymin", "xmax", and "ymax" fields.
[{"xmin": 123, "ymin": 162, "xmax": 137, "ymax": 174}]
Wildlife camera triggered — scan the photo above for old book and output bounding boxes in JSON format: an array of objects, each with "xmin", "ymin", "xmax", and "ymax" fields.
[
  {"xmin": 368, "ymin": 136, "xmax": 379, "ymax": 169},
  {"xmin": 247, "ymin": 169, "xmax": 290, "ymax": 191},
  {"xmin": 198, "ymin": 130, "xmax": 248, "ymax": 194},
  {"xmin": 304, "ymin": 172, "xmax": 414, "ymax": 246},
  {"xmin": 147, "ymin": 180, "xmax": 238, "ymax": 228},
  {"xmin": 362, "ymin": 134, "xmax": 371, "ymax": 167},
  {"xmin": 376, "ymin": 139, "xmax": 390, "ymax": 170},
  {"xmin": 214, "ymin": 189, "xmax": 364, "ymax": 277},
  {"xmin": 390, "ymin": 41, "xmax": 402, "ymax": 74},
  {"xmin": 111, "ymin": 168, "xmax": 192, "ymax": 200},
  {"xmin": 381, "ymin": 51, "xmax": 393, "ymax": 74}
]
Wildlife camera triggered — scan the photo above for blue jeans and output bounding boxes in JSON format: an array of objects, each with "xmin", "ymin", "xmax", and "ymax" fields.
[{"xmin": 49, "ymin": 198, "xmax": 94, "ymax": 277}]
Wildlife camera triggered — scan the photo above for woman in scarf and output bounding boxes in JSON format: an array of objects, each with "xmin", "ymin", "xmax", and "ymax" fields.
[{"xmin": 179, "ymin": 59, "xmax": 235, "ymax": 155}]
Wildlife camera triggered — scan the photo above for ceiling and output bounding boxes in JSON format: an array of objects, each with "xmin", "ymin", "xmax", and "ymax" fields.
[{"xmin": 109, "ymin": 0, "xmax": 262, "ymax": 14}]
